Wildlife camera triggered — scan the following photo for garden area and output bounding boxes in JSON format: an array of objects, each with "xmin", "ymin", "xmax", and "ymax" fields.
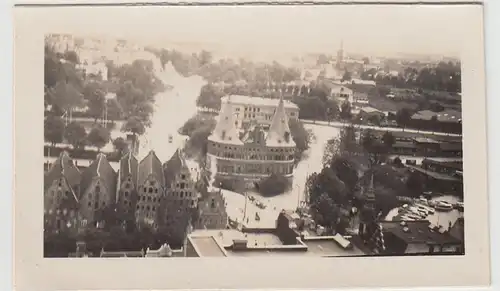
[{"xmin": 44, "ymin": 39, "xmax": 164, "ymax": 164}]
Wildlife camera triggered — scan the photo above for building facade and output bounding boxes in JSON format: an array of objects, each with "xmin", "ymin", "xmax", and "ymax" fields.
[
  {"xmin": 44, "ymin": 151, "xmax": 82, "ymax": 234},
  {"xmin": 163, "ymin": 149, "xmax": 200, "ymax": 232},
  {"xmin": 115, "ymin": 152, "xmax": 139, "ymax": 220},
  {"xmin": 207, "ymin": 95, "xmax": 297, "ymax": 189},
  {"xmin": 79, "ymin": 153, "xmax": 118, "ymax": 226},
  {"xmin": 196, "ymin": 190, "xmax": 228, "ymax": 230},
  {"xmin": 135, "ymin": 150, "xmax": 165, "ymax": 230},
  {"xmin": 220, "ymin": 95, "xmax": 299, "ymax": 130}
]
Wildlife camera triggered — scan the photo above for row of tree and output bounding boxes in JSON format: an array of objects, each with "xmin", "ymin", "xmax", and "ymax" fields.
[
  {"xmin": 361, "ymin": 61, "xmax": 461, "ymax": 94},
  {"xmin": 44, "ymin": 116, "xmax": 111, "ymax": 152},
  {"xmin": 44, "ymin": 40, "xmax": 165, "ymax": 154},
  {"xmin": 305, "ymin": 124, "xmax": 429, "ymax": 234}
]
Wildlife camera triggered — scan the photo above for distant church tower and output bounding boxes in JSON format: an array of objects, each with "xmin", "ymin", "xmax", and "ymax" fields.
[
  {"xmin": 358, "ymin": 174, "xmax": 377, "ymax": 241},
  {"xmin": 336, "ymin": 40, "xmax": 344, "ymax": 69}
]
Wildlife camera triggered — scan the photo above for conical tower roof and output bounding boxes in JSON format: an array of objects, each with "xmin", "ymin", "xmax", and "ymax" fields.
[
  {"xmin": 266, "ymin": 95, "xmax": 295, "ymax": 147},
  {"xmin": 209, "ymin": 96, "xmax": 243, "ymax": 145}
]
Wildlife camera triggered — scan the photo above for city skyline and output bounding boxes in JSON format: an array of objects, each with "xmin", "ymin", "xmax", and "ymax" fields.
[{"xmin": 39, "ymin": 4, "xmax": 476, "ymax": 59}]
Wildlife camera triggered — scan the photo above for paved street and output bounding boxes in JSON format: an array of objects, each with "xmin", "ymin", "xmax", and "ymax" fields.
[{"xmin": 300, "ymin": 119, "xmax": 462, "ymax": 137}]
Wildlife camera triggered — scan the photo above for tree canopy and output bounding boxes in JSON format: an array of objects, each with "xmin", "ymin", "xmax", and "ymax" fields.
[
  {"xmin": 44, "ymin": 115, "xmax": 66, "ymax": 145},
  {"xmin": 87, "ymin": 125, "xmax": 111, "ymax": 150},
  {"xmin": 64, "ymin": 121, "xmax": 87, "ymax": 150}
]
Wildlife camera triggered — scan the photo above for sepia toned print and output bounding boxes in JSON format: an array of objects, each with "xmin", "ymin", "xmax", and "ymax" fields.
[
  {"xmin": 43, "ymin": 30, "xmax": 465, "ymax": 258},
  {"xmin": 14, "ymin": 3, "xmax": 491, "ymax": 290}
]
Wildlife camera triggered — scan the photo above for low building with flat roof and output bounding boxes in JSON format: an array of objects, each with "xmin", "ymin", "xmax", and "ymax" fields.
[
  {"xmin": 372, "ymin": 220, "xmax": 463, "ymax": 255},
  {"xmin": 185, "ymin": 212, "xmax": 366, "ymax": 258}
]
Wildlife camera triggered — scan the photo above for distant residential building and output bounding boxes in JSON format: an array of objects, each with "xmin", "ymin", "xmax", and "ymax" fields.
[
  {"xmin": 220, "ymin": 95, "xmax": 299, "ymax": 129},
  {"xmin": 196, "ymin": 190, "xmax": 228, "ymax": 230},
  {"xmin": 421, "ymin": 158, "xmax": 463, "ymax": 175},
  {"xmin": 358, "ymin": 107, "xmax": 386, "ymax": 123},
  {"xmin": 353, "ymin": 92, "xmax": 370, "ymax": 105},
  {"xmin": 79, "ymin": 153, "xmax": 117, "ymax": 225},
  {"xmin": 135, "ymin": 150, "xmax": 165, "ymax": 230},
  {"xmin": 409, "ymin": 109, "xmax": 462, "ymax": 134},
  {"xmin": 325, "ymin": 82, "xmax": 353, "ymax": 103}
]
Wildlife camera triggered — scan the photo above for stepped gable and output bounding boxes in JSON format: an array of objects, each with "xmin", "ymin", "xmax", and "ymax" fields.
[
  {"xmin": 80, "ymin": 153, "xmax": 117, "ymax": 197},
  {"xmin": 163, "ymin": 149, "xmax": 188, "ymax": 187},
  {"xmin": 44, "ymin": 151, "xmax": 81, "ymax": 201},
  {"xmin": 118, "ymin": 151, "xmax": 138, "ymax": 185},
  {"xmin": 137, "ymin": 150, "xmax": 164, "ymax": 187},
  {"xmin": 209, "ymin": 95, "xmax": 243, "ymax": 145},
  {"xmin": 265, "ymin": 95, "xmax": 295, "ymax": 147}
]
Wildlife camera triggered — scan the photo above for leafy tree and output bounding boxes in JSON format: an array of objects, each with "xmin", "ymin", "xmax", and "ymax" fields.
[
  {"xmin": 185, "ymin": 122, "xmax": 217, "ymax": 157},
  {"xmin": 63, "ymin": 50, "xmax": 79, "ymax": 64},
  {"xmin": 87, "ymin": 125, "xmax": 110, "ymax": 151},
  {"xmin": 406, "ymin": 170, "xmax": 426, "ymax": 197},
  {"xmin": 288, "ymin": 119, "xmax": 310, "ymax": 161},
  {"xmin": 121, "ymin": 116, "xmax": 146, "ymax": 136},
  {"xmin": 64, "ymin": 121, "xmax": 87, "ymax": 150},
  {"xmin": 52, "ymin": 81, "xmax": 85, "ymax": 114},
  {"xmin": 316, "ymin": 54, "xmax": 330, "ymax": 65},
  {"xmin": 112, "ymin": 137, "xmax": 129, "ymax": 156},
  {"xmin": 84, "ymin": 83, "xmax": 106, "ymax": 121},
  {"xmin": 293, "ymin": 96, "xmax": 325, "ymax": 121},
  {"xmin": 339, "ymin": 101, "xmax": 352, "ymax": 120},
  {"xmin": 44, "ymin": 115, "xmax": 65, "ymax": 146},
  {"xmin": 382, "ymin": 131, "xmax": 396, "ymax": 149},
  {"xmin": 258, "ymin": 174, "xmax": 290, "ymax": 197},
  {"xmin": 395, "ymin": 107, "xmax": 413, "ymax": 130},
  {"xmin": 106, "ymin": 98, "xmax": 124, "ymax": 121},
  {"xmin": 180, "ymin": 115, "xmax": 216, "ymax": 137},
  {"xmin": 310, "ymin": 193, "xmax": 339, "ymax": 230},
  {"xmin": 342, "ymin": 70, "xmax": 352, "ymax": 82},
  {"xmin": 361, "ymin": 129, "xmax": 376, "ymax": 152},
  {"xmin": 393, "ymin": 156, "xmax": 403, "ymax": 167},
  {"xmin": 325, "ymin": 99, "xmax": 339, "ymax": 124},
  {"xmin": 198, "ymin": 50, "xmax": 213, "ymax": 67},
  {"xmin": 330, "ymin": 156, "xmax": 359, "ymax": 194}
]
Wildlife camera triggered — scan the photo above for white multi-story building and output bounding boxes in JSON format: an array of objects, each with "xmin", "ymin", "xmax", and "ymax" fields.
[{"xmin": 220, "ymin": 95, "xmax": 299, "ymax": 129}]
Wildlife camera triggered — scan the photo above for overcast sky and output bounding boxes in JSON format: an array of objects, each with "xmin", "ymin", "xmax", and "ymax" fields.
[{"xmin": 43, "ymin": 4, "xmax": 480, "ymax": 58}]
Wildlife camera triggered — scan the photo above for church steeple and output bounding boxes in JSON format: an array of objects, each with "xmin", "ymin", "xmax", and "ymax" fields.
[
  {"xmin": 365, "ymin": 173, "xmax": 376, "ymax": 206},
  {"xmin": 209, "ymin": 96, "xmax": 243, "ymax": 145},
  {"xmin": 266, "ymin": 95, "xmax": 295, "ymax": 147}
]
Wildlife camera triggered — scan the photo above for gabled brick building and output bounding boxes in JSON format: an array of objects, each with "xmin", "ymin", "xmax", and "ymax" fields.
[
  {"xmin": 136, "ymin": 150, "xmax": 165, "ymax": 230},
  {"xmin": 44, "ymin": 151, "xmax": 82, "ymax": 234},
  {"xmin": 115, "ymin": 152, "xmax": 139, "ymax": 220},
  {"xmin": 79, "ymin": 153, "xmax": 117, "ymax": 225}
]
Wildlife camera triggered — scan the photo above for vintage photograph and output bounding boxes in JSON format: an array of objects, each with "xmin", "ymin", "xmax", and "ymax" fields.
[{"xmin": 42, "ymin": 7, "xmax": 466, "ymax": 259}]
